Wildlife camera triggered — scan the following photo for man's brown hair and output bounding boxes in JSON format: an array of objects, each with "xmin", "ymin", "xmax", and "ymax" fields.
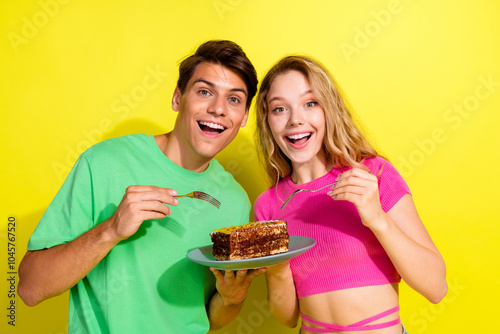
[{"xmin": 177, "ymin": 40, "xmax": 258, "ymax": 110}]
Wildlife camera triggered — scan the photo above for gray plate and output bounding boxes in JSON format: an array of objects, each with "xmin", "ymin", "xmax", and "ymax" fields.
[{"xmin": 186, "ymin": 235, "xmax": 316, "ymax": 270}]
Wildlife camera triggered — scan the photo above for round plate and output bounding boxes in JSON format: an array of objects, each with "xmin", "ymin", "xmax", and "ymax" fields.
[{"xmin": 186, "ymin": 235, "xmax": 315, "ymax": 270}]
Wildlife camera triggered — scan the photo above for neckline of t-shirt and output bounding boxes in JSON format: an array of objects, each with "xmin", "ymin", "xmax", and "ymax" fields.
[
  {"xmin": 283, "ymin": 157, "xmax": 384, "ymax": 190},
  {"xmin": 144, "ymin": 134, "xmax": 215, "ymax": 178}
]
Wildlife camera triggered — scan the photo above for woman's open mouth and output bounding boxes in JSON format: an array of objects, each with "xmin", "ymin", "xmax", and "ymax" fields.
[{"xmin": 286, "ymin": 132, "xmax": 312, "ymax": 146}]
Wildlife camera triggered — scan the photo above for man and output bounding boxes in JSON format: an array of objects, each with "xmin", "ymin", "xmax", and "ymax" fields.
[{"xmin": 18, "ymin": 40, "xmax": 264, "ymax": 333}]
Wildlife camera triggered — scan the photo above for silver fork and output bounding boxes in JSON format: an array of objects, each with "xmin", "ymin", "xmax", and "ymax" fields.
[
  {"xmin": 175, "ymin": 191, "xmax": 221, "ymax": 209},
  {"xmin": 280, "ymin": 182, "xmax": 337, "ymax": 210},
  {"xmin": 280, "ymin": 161, "xmax": 387, "ymax": 210}
]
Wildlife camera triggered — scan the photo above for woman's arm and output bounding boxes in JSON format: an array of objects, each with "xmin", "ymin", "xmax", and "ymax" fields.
[
  {"xmin": 265, "ymin": 261, "xmax": 300, "ymax": 327},
  {"xmin": 329, "ymin": 168, "xmax": 447, "ymax": 303},
  {"xmin": 372, "ymin": 194, "xmax": 448, "ymax": 303}
]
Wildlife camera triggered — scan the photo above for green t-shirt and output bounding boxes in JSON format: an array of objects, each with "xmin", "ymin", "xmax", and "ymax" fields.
[{"xmin": 28, "ymin": 134, "xmax": 250, "ymax": 333}]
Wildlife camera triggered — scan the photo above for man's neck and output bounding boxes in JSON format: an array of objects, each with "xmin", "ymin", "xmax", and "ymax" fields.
[{"xmin": 154, "ymin": 133, "xmax": 212, "ymax": 173}]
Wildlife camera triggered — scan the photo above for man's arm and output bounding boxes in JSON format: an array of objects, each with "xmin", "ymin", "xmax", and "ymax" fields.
[
  {"xmin": 18, "ymin": 220, "xmax": 120, "ymax": 306},
  {"xmin": 207, "ymin": 268, "xmax": 267, "ymax": 330},
  {"xmin": 18, "ymin": 186, "xmax": 178, "ymax": 306}
]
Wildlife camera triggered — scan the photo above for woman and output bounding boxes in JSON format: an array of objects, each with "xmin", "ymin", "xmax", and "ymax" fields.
[{"xmin": 254, "ymin": 56, "xmax": 447, "ymax": 334}]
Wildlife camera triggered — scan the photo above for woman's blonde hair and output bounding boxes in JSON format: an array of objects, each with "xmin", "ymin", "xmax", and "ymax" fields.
[{"xmin": 255, "ymin": 55, "xmax": 379, "ymax": 183}]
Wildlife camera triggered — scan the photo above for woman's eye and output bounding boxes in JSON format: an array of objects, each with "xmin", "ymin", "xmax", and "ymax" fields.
[
  {"xmin": 305, "ymin": 101, "xmax": 317, "ymax": 108},
  {"xmin": 272, "ymin": 107, "xmax": 286, "ymax": 113}
]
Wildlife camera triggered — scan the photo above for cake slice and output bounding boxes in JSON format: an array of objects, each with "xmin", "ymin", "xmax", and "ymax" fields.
[{"xmin": 210, "ymin": 220, "xmax": 289, "ymax": 261}]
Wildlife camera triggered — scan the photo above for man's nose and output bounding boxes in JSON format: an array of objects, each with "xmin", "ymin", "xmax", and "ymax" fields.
[{"xmin": 208, "ymin": 96, "xmax": 226, "ymax": 116}]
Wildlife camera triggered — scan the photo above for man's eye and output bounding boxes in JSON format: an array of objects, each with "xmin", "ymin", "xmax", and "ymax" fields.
[
  {"xmin": 229, "ymin": 97, "xmax": 240, "ymax": 104},
  {"xmin": 199, "ymin": 89, "xmax": 210, "ymax": 96}
]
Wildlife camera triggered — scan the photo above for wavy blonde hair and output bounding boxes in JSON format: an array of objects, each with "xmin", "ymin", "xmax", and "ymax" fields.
[{"xmin": 255, "ymin": 55, "xmax": 379, "ymax": 183}]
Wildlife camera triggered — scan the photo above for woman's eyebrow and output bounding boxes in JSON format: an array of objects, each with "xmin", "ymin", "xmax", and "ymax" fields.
[
  {"xmin": 268, "ymin": 90, "xmax": 313, "ymax": 104},
  {"xmin": 268, "ymin": 96, "xmax": 283, "ymax": 104}
]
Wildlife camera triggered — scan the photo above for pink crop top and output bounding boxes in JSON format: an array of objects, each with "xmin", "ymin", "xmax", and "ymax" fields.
[{"xmin": 254, "ymin": 157, "xmax": 411, "ymax": 298}]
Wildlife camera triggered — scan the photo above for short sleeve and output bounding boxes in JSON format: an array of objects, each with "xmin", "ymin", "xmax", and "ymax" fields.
[
  {"xmin": 239, "ymin": 194, "xmax": 251, "ymax": 224},
  {"xmin": 254, "ymin": 190, "xmax": 273, "ymax": 222},
  {"xmin": 27, "ymin": 154, "xmax": 94, "ymax": 250},
  {"xmin": 377, "ymin": 159, "xmax": 412, "ymax": 213}
]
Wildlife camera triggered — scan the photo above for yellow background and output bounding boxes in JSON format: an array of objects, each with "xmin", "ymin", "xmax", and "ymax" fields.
[{"xmin": 1, "ymin": 0, "xmax": 499, "ymax": 333}]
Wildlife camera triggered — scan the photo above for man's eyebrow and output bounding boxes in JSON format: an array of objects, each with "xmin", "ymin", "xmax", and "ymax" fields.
[
  {"xmin": 230, "ymin": 87, "xmax": 247, "ymax": 96},
  {"xmin": 193, "ymin": 79, "xmax": 215, "ymax": 88},
  {"xmin": 193, "ymin": 79, "xmax": 247, "ymax": 96}
]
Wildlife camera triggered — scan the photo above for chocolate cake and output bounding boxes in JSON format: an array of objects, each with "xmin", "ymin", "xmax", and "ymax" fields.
[{"xmin": 210, "ymin": 220, "xmax": 289, "ymax": 260}]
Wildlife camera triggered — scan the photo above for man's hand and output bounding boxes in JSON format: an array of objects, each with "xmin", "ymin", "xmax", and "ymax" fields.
[
  {"xmin": 108, "ymin": 186, "xmax": 179, "ymax": 241},
  {"xmin": 207, "ymin": 267, "xmax": 267, "ymax": 330},
  {"xmin": 210, "ymin": 267, "xmax": 268, "ymax": 306}
]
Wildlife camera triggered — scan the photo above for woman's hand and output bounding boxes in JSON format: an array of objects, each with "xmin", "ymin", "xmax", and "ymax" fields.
[{"xmin": 327, "ymin": 168, "xmax": 386, "ymax": 230}]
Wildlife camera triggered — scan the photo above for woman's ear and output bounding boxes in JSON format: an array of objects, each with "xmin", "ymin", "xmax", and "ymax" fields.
[{"xmin": 171, "ymin": 87, "xmax": 182, "ymax": 112}]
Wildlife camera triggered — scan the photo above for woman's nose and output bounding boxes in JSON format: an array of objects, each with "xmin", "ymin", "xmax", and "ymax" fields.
[{"xmin": 288, "ymin": 108, "xmax": 305, "ymax": 127}]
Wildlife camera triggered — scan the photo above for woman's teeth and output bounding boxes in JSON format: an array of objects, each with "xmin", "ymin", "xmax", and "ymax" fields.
[
  {"xmin": 287, "ymin": 133, "xmax": 312, "ymax": 144},
  {"xmin": 288, "ymin": 133, "xmax": 311, "ymax": 140}
]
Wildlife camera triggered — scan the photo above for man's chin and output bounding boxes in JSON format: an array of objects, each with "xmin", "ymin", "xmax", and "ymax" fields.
[
  {"xmin": 194, "ymin": 145, "xmax": 225, "ymax": 160},
  {"xmin": 196, "ymin": 137, "xmax": 235, "ymax": 157}
]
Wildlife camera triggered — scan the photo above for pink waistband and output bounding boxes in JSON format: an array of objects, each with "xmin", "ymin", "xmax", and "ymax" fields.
[{"xmin": 300, "ymin": 305, "xmax": 400, "ymax": 333}]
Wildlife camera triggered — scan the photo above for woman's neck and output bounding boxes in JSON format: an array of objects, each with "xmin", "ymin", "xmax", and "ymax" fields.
[{"xmin": 290, "ymin": 156, "xmax": 332, "ymax": 185}]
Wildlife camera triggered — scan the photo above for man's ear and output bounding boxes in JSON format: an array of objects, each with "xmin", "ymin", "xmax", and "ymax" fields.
[
  {"xmin": 172, "ymin": 87, "xmax": 182, "ymax": 111},
  {"xmin": 240, "ymin": 110, "xmax": 249, "ymax": 128}
]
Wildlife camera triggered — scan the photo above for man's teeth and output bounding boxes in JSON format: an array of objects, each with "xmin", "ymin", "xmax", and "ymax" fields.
[
  {"xmin": 199, "ymin": 121, "xmax": 225, "ymax": 130},
  {"xmin": 287, "ymin": 133, "xmax": 311, "ymax": 140}
]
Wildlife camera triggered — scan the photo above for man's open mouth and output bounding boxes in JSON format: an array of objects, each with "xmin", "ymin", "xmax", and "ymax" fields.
[
  {"xmin": 198, "ymin": 121, "xmax": 226, "ymax": 135},
  {"xmin": 286, "ymin": 132, "xmax": 312, "ymax": 145}
]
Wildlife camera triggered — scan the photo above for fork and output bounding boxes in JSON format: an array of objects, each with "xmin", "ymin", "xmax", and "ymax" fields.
[
  {"xmin": 280, "ymin": 161, "xmax": 387, "ymax": 210},
  {"xmin": 174, "ymin": 191, "xmax": 221, "ymax": 209},
  {"xmin": 280, "ymin": 182, "xmax": 337, "ymax": 210}
]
